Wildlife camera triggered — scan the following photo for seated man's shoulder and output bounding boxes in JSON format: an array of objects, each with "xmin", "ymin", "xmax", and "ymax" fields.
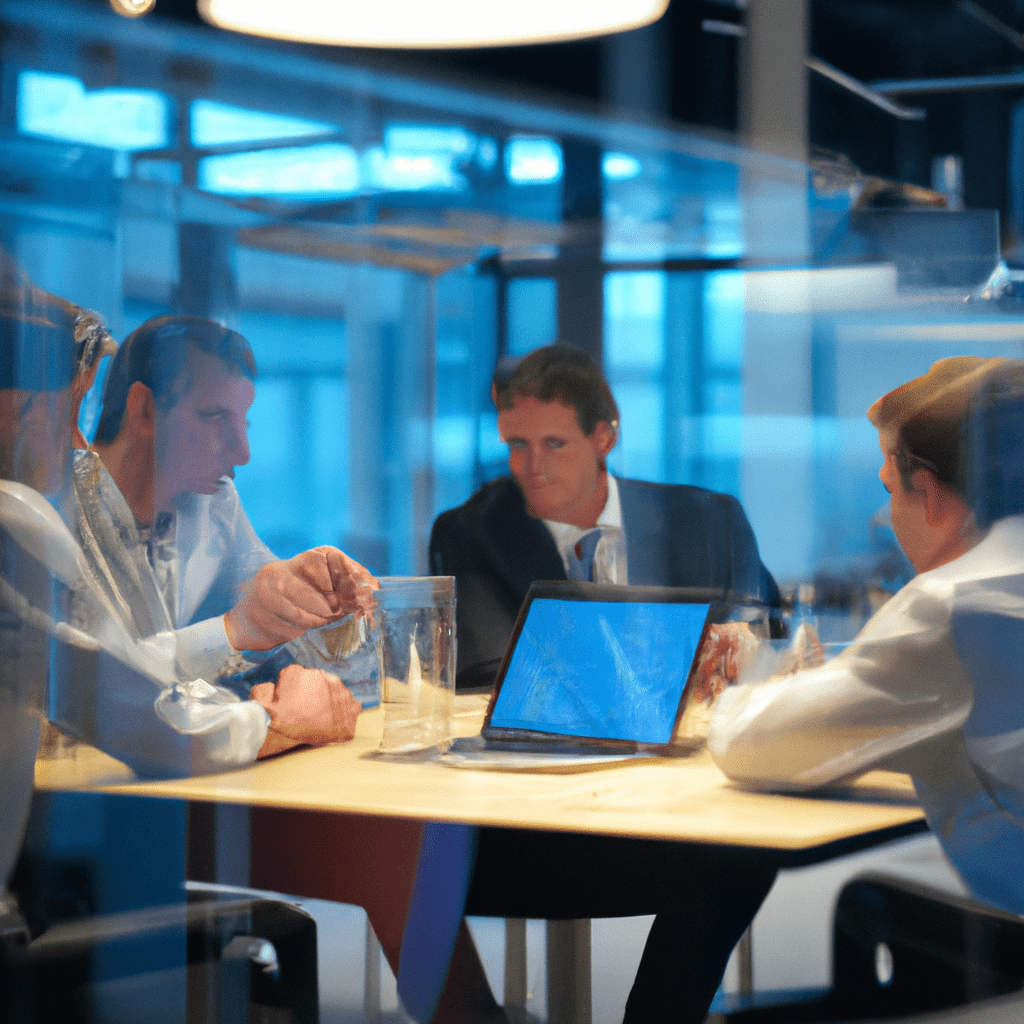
[
  {"xmin": 618, "ymin": 477, "xmax": 743, "ymax": 515},
  {"xmin": 433, "ymin": 476, "xmax": 522, "ymax": 531}
]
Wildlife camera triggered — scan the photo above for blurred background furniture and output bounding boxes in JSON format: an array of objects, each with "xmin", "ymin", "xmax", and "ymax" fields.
[{"xmin": 724, "ymin": 872, "xmax": 1024, "ymax": 1024}]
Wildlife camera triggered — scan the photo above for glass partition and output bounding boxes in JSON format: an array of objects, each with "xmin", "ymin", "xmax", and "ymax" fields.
[
  {"xmin": 4, "ymin": 4, "xmax": 1024, "ymax": 1014},
  {"xmin": 2, "ymin": 0, "xmax": 1021, "ymax": 597}
]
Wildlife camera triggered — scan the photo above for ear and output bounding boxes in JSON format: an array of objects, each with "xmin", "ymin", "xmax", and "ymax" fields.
[
  {"xmin": 917, "ymin": 468, "xmax": 949, "ymax": 528},
  {"xmin": 592, "ymin": 420, "xmax": 617, "ymax": 459},
  {"xmin": 124, "ymin": 381, "xmax": 156, "ymax": 439}
]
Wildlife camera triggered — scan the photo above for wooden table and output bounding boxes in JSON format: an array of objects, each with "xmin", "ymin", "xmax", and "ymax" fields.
[
  {"xmin": 36, "ymin": 694, "xmax": 924, "ymax": 859},
  {"xmin": 35, "ymin": 695, "xmax": 927, "ymax": 1022}
]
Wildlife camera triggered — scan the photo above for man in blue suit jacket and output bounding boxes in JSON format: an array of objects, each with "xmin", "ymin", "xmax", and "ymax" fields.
[
  {"xmin": 430, "ymin": 344, "xmax": 780, "ymax": 688},
  {"xmin": 425, "ymin": 345, "xmax": 781, "ymax": 1024}
]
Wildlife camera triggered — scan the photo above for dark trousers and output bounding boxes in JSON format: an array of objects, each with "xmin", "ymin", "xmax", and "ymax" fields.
[{"xmin": 465, "ymin": 828, "xmax": 778, "ymax": 1024}]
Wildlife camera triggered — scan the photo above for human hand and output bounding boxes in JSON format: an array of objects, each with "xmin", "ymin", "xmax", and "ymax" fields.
[
  {"xmin": 251, "ymin": 663, "xmax": 361, "ymax": 758},
  {"xmin": 224, "ymin": 546, "xmax": 378, "ymax": 651},
  {"xmin": 690, "ymin": 622, "xmax": 760, "ymax": 704},
  {"xmin": 777, "ymin": 622, "xmax": 825, "ymax": 675}
]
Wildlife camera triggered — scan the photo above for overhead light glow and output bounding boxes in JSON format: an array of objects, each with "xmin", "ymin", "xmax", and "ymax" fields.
[
  {"xmin": 17, "ymin": 71, "xmax": 168, "ymax": 151},
  {"xmin": 109, "ymin": 0, "xmax": 156, "ymax": 16},
  {"xmin": 198, "ymin": 0, "xmax": 669, "ymax": 48},
  {"xmin": 192, "ymin": 100, "xmax": 337, "ymax": 147},
  {"xmin": 198, "ymin": 143, "xmax": 360, "ymax": 197},
  {"xmin": 506, "ymin": 137, "xmax": 563, "ymax": 185}
]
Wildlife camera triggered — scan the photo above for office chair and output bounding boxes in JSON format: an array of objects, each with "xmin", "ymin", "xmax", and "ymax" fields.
[
  {"xmin": 8, "ymin": 791, "xmax": 320, "ymax": 1024},
  {"xmin": 2, "ymin": 887, "xmax": 319, "ymax": 1024},
  {"xmin": 725, "ymin": 872, "xmax": 1024, "ymax": 1023}
]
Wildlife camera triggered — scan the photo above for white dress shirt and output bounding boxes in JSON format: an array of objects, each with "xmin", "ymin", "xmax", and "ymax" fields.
[
  {"xmin": 710, "ymin": 515, "xmax": 1024, "ymax": 915},
  {"xmin": 543, "ymin": 474, "xmax": 628, "ymax": 584}
]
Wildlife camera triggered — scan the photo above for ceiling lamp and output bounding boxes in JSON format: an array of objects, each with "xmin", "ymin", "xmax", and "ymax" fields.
[
  {"xmin": 197, "ymin": 0, "xmax": 669, "ymax": 48},
  {"xmin": 110, "ymin": 0, "xmax": 156, "ymax": 15}
]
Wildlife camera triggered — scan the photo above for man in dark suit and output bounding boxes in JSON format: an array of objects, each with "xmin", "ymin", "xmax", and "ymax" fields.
[
  {"xmin": 431, "ymin": 343, "xmax": 779, "ymax": 688},
  {"xmin": 424, "ymin": 345, "xmax": 781, "ymax": 1024}
]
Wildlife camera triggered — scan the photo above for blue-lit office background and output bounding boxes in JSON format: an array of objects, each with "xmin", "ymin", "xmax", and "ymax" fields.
[{"xmin": 5, "ymin": 0, "xmax": 1024, "ymax": 615}]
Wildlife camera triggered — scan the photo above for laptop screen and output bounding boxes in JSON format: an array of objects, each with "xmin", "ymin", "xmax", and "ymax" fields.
[{"xmin": 486, "ymin": 583, "xmax": 714, "ymax": 746}]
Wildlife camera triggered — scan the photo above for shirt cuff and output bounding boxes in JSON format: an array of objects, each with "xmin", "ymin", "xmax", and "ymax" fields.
[{"xmin": 175, "ymin": 616, "xmax": 235, "ymax": 682}]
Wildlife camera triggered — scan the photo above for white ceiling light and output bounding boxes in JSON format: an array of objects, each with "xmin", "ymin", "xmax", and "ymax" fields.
[
  {"xmin": 198, "ymin": 0, "xmax": 669, "ymax": 48},
  {"xmin": 110, "ymin": 0, "xmax": 156, "ymax": 16}
]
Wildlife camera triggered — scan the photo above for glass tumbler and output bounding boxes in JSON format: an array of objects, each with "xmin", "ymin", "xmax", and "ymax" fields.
[{"xmin": 376, "ymin": 576, "xmax": 456, "ymax": 755}]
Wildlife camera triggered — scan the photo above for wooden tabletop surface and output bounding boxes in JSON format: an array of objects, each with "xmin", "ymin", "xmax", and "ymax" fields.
[{"xmin": 35, "ymin": 694, "xmax": 926, "ymax": 860}]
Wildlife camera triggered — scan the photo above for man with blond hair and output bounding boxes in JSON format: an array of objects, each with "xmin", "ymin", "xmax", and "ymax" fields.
[{"xmin": 711, "ymin": 356, "xmax": 1024, "ymax": 916}]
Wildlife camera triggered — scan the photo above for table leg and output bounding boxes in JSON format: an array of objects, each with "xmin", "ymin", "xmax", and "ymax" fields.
[
  {"xmin": 504, "ymin": 918, "xmax": 528, "ymax": 1009},
  {"xmin": 737, "ymin": 926, "xmax": 753, "ymax": 995},
  {"xmin": 546, "ymin": 919, "xmax": 591, "ymax": 1024},
  {"xmin": 365, "ymin": 916, "xmax": 382, "ymax": 1020}
]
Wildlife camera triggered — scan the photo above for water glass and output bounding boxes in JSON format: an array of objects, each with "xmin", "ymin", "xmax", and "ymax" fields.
[{"xmin": 376, "ymin": 576, "xmax": 456, "ymax": 755}]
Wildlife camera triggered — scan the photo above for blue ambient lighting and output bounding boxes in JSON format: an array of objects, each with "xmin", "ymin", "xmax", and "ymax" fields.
[
  {"xmin": 198, "ymin": 143, "xmax": 360, "ymax": 197},
  {"xmin": 191, "ymin": 99, "xmax": 336, "ymax": 147},
  {"xmin": 505, "ymin": 137, "xmax": 563, "ymax": 184},
  {"xmin": 362, "ymin": 147, "xmax": 463, "ymax": 192},
  {"xmin": 603, "ymin": 152, "xmax": 642, "ymax": 181},
  {"xmin": 18, "ymin": 70, "xmax": 168, "ymax": 151},
  {"xmin": 364, "ymin": 125, "xmax": 480, "ymax": 191},
  {"xmin": 384, "ymin": 124, "xmax": 476, "ymax": 157}
]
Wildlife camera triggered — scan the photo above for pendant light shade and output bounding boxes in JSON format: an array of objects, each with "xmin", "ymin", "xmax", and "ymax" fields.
[{"xmin": 198, "ymin": 0, "xmax": 669, "ymax": 49}]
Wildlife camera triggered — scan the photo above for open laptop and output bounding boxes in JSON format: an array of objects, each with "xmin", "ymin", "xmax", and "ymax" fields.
[{"xmin": 461, "ymin": 580, "xmax": 760, "ymax": 757}]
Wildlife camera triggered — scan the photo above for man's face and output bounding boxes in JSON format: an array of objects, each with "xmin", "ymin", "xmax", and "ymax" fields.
[
  {"xmin": 878, "ymin": 430, "xmax": 933, "ymax": 573},
  {"xmin": 497, "ymin": 395, "xmax": 614, "ymax": 527},
  {"xmin": 0, "ymin": 387, "xmax": 74, "ymax": 495},
  {"xmin": 154, "ymin": 350, "xmax": 254, "ymax": 506}
]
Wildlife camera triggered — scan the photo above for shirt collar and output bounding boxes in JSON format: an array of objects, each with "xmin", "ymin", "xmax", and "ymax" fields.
[{"xmin": 543, "ymin": 473, "xmax": 622, "ymax": 553}]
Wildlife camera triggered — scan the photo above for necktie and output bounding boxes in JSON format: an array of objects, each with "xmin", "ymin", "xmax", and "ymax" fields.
[{"xmin": 567, "ymin": 528, "xmax": 602, "ymax": 581}]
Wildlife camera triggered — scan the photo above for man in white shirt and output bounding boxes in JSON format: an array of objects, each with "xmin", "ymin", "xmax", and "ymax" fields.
[
  {"xmin": 710, "ymin": 356, "xmax": 1024, "ymax": 916},
  {"xmin": 65, "ymin": 314, "xmax": 372, "ymax": 764}
]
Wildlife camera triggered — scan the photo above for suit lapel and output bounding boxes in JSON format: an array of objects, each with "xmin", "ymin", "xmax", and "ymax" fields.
[
  {"xmin": 485, "ymin": 478, "xmax": 566, "ymax": 593},
  {"xmin": 619, "ymin": 478, "xmax": 671, "ymax": 587}
]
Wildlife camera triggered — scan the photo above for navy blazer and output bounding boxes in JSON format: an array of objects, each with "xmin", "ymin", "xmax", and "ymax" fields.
[{"xmin": 429, "ymin": 474, "xmax": 780, "ymax": 688}]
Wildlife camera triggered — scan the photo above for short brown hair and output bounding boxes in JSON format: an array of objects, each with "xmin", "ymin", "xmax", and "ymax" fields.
[
  {"xmin": 95, "ymin": 315, "xmax": 255, "ymax": 445},
  {"xmin": 868, "ymin": 356, "xmax": 1005, "ymax": 495},
  {"xmin": 494, "ymin": 344, "xmax": 619, "ymax": 437},
  {"xmin": 963, "ymin": 360, "xmax": 1024, "ymax": 526}
]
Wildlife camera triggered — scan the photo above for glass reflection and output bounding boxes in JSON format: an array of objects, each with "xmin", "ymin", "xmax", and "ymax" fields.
[
  {"xmin": 505, "ymin": 136, "xmax": 563, "ymax": 184},
  {"xmin": 0, "ymin": 248, "xmax": 103, "ymax": 900},
  {"xmin": 191, "ymin": 98, "xmax": 336, "ymax": 147},
  {"xmin": 199, "ymin": 142, "xmax": 361, "ymax": 197},
  {"xmin": 17, "ymin": 71, "xmax": 168, "ymax": 151}
]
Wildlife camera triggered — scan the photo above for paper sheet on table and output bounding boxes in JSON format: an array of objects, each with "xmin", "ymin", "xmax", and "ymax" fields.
[{"xmin": 440, "ymin": 734, "xmax": 652, "ymax": 772}]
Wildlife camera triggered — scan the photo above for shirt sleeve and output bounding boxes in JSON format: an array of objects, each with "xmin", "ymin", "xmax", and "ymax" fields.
[
  {"xmin": 154, "ymin": 677, "xmax": 270, "ymax": 768},
  {"xmin": 50, "ymin": 621, "xmax": 270, "ymax": 778},
  {"xmin": 707, "ymin": 575, "xmax": 973, "ymax": 790},
  {"xmin": 174, "ymin": 615, "xmax": 235, "ymax": 682},
  {"xmin": 176, "ymin": 484, "xmax": 276, "ymax": 629}
]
